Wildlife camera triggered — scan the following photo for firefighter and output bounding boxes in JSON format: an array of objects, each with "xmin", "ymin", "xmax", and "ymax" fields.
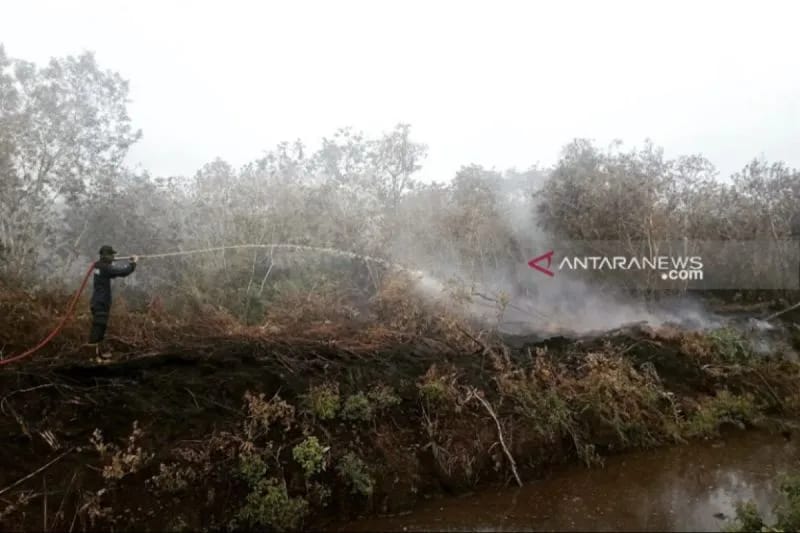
[{"xmin": 87, "ymin": 245, "xmax": 137, "ymax": 358}]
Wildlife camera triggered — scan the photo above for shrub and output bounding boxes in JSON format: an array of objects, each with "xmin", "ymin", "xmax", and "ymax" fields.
[
  {"xmin": 708, "ymin": 327, "xmax": 754, "ymax": 364},
  {"xmin": 725, "ymin": 501, "xmax": 765, "ymax": 532},
  {"xmin": 684, "ymin": 391, "xmax": 760, "ymax": 438},
  {"xmin": 341, "ymin": 392, "xmax": 374, "ymax": 421},
  {"xmin": 146, "ymin": 463, "xmax": 198, "ymax": 494},
  {"xmin": 417, "ymin": 364, "xmax": 459, "ymax": 405},
  {"xmin": 367, "ymin": 384, "xmax": 402, "ymax": 410},
  {"xmin": 90, "ymin": 421, "xmax": 153, "ymax": 481},
  {"xmin": 726, "ymin": 475, "xmax": 800, "ymax": 532},
  {"xmin": 236, "ymin": 478, "xmax": 309, "ymax": 532},
  {"xmin": 237, "ymin": 451, "xmax": 268, "ymax": 486},
  {"xmin": 302, "ymin": 383, "xmax": 341, "ymax": 420},
  {"xmin": 243, "ymin": 392, "xmax": 295, "ymax": 440},
  {"xmin": 292, "ymin": 437, "xmax": 328, "ymax": 478},
  {"xmin": 336, "ymin": 452, "xmax": 374, "ymax": 497},
  {"xmin": 776, "ymin": 476, "xmax": 800, "ymax": 531}
]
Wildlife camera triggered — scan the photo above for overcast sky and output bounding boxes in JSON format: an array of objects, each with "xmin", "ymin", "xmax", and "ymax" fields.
[{"xmin": 2, "ymin": 0, "xmax": 798, "ymax": 182}]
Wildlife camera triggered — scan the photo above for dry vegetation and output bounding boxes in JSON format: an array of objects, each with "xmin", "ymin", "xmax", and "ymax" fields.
[
  {"xmin": 2, "ymin": 47, "xmax": 800, "ymax": 532},
  {"xmin": 2, "ymin": 274, "xmax": 800, "ymax": 531}
]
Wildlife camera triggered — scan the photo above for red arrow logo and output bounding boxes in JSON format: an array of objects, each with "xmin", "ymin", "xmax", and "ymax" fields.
[{"xmin": 528, "ymin": 250, "xmax": 555, "ymax": 277}]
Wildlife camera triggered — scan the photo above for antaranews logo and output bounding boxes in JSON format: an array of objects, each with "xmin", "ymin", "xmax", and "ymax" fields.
[
  {"xmin": 529, "ymin": 250, "xmax": 704, "ymax": 281},
  {"xmin": 528, "ymin": 251, "xmax": 555, "ymax": 277}
]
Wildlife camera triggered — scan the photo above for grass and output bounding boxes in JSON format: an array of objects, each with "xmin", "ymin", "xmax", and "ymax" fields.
[
  {"xmin": 496, "ymin": 350, "xmax": 685, "ymax": 465},
  {"xmin": 683, "ymin": 391, "xmax": 761, "ymax": 438},
  {"xmin": 708, "ymin": 327, "xmax": 755, "ymax": 364},
  {"xmin": 417, "ymin": 364, "xmax": 459, "ymax": 406},
  {"xmin": 302, "ymin": 382, "xmax": 341, "ymax": 421}
]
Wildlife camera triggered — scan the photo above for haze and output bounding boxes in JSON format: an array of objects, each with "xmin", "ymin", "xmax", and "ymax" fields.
[{"xmin": 1, "ymin": 0, "xmax": 798, "ymax": 180}]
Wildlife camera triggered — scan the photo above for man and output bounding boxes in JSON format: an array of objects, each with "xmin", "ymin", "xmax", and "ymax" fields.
[{"xmin": 88, "ymin": 245, "xmax": 138, "ymax": 358}]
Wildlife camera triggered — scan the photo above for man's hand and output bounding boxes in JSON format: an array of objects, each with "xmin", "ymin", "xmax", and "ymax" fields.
[{"xmin": 130, "ymin": 255, "xmax": 139, "ymax": 264}]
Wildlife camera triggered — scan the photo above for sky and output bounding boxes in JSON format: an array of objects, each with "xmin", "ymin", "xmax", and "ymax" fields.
[{"xmin": 1, "ymin": 0, "xmax": 798, "ymax": 182}]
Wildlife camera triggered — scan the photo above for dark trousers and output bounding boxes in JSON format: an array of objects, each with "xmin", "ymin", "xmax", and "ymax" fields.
[{"xmin": 89, "ymin": 305, "xmax": 110, "ymax": 343}]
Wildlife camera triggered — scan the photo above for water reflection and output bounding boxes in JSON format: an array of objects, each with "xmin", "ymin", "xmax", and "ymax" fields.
[{"xmin": 341, "ymin": 432, "xmax": 799, "ymax": 532}]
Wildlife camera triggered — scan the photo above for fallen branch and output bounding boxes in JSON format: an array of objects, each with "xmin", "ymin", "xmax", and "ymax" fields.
[
  {"xmin": 764, "ymin": 300, "xmax": 800, "ymax": 322},
  {"xmin": 465, "ymin": 387, "xmax": 522, "ymax": 487},
  {"xmin": 454, "ymin": 324, "xmax": 491, "ymax": 353},
  {"xmin": 52, "ymin": 470, "xmax": 78, "ymax": 532},
  {"xmin": 0, "ymin": 448, "xmax": 74, "ymax": 498},
  {"xmin": 470, "ymin": 290, "xmax": 549, "ymax": 320},
  {"xmin": 1, "ymin": 383, "xmax": 56, "ymax": 407}
]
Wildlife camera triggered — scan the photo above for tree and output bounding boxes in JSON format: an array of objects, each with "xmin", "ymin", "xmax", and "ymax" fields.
[
  {"xmin": 0, "ymin": 46, "xmax": 141, "ymax": 279},
  {"xmin": 536, "ymin": 139, "xmax": 671, "ymax": 242},
  {"xmin": 369, "ymin": 123, "xmax": 427, "ymax": 212},
  {"xmin": 313, "ymin": 127, "xmax": 370, "ymax": 187}
]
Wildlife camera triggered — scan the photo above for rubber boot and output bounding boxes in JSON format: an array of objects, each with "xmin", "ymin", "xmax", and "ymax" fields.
[{"xmin": 98, "ymin": 342, "xmax": 112, "ymax": 360}]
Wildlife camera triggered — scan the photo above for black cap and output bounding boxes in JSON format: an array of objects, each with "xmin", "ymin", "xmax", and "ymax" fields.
[{"xmin": 99, "ymin": 245, "xmax": 117, "ymax": 256}]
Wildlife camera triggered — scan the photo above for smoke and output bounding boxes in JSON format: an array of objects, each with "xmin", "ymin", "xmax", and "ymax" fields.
[
  {"xmin": 393, "ymin": 166, "xmax": 722, "ymax": 337},
  {"xmin": 499, "ymin": 277, "xmax": 723, "ymax": 335},
  {"xmin": 408, "ymin": 263, "xmax": 722, "ymax": 337}
]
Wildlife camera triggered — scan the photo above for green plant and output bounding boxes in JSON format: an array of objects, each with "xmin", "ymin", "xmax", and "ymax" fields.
[
  {"xmin": 237, "ymin": 451, "xmax": 268, "ymax": 486},
  {"xmin": 292, "ymin": 436, "xmax": 328, "ymax": 478},
  {"xmin": 417, "ymin": 365, "xmax": 458, "ymax": 405},
  {"xmin": 367, "ymin": 384, "xmax": 402, "ymax": 410},
  {"xmin": 708, "ymin": 327, "xmax": 754, "ymax": 364},
  {"xmin": 336, "ymin": 452, "xmax": 374, "ymax": 497},
  {"xmin": 302, "ymin": 383, "xmax": 341, "ymax": 420},
  {"xmin": 725, "ymin": 501, "xmax": 765, "ymax": 532},
  {"xmin": 308, "ymin": 481, "xmax": 332, "ymax": 507},
  {"xmin": 419, "ymin": 380, "xmax": 449, "ymax": 403},
  {"xmin": 146, "ymin": 462, "xmax": 198, "ymax": 494},
  {"xmin": 726, "ymin": 475, "xmax": 800, "ymax": 532},
  {"xmin": 775, "ymin": 475, "xmax": 800, "ymax": 531},
  {"xmin": 341, "ymin": 392, "xmax": 374, "ymax": 421},
  {"xmin": 236, "ymin": 478, "xmax": 308, "ymax": 532},
  {"xmin": 684, "ymin": 391, "xmax": 760, "ymax": 438}
]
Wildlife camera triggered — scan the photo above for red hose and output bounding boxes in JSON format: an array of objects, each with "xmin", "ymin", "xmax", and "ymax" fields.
[{"xmin": 0, "ymin": 262, "xmax": 96, "ymax": 367}]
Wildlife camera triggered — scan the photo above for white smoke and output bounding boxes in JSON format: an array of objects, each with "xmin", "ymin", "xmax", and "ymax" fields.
[{"xmin": 394, "ymin": 167, "xmax": 722, "ymax": 337}]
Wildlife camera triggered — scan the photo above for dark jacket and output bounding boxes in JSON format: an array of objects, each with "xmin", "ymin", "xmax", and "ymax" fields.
[{"xmin": 90, "ymin": 260, "xmax": 136, "ymax": 309}]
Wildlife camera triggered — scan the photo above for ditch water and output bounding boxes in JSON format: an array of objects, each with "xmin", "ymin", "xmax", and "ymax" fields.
[{"xmin": 340, "ymin": 431, "xmax": 800, "ymax": 532}]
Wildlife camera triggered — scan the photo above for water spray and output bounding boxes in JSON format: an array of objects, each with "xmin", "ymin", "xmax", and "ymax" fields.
[
  {"xmin": 115, "ymin": 243, "xmax": 423, "ymax": 275},
  {"xmin": 118, "ymin": 244, "xmax": 551, "ymax": 320}
]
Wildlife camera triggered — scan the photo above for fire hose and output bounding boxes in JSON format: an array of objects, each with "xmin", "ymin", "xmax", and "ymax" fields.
[{"xmin": 0, "ymin": 261, "xmax": 96, "ymax": 367}]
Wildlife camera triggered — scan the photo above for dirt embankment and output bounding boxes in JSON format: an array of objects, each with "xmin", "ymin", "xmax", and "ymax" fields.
[{"xmin": 1, "ymin": 286, "xmax": 800, "ymax": 532}]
